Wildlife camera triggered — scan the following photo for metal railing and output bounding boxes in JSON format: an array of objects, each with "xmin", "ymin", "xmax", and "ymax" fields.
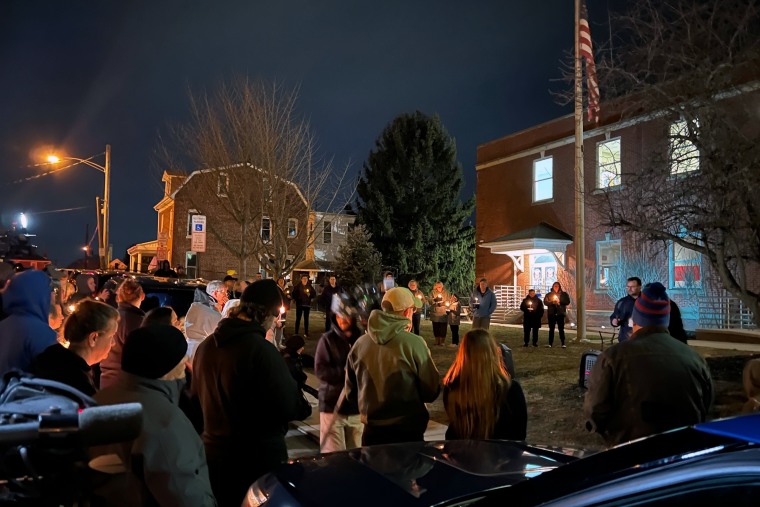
[
  {"xmin": 698, "ymin": 293, "xmax": 756, "ymax": 330},
  {"xmin": 492, "ymin": 285, "xmax": 523, "ymax": 309}
]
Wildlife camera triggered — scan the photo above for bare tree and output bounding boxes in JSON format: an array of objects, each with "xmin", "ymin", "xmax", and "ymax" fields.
[
  {"xmin": 158, "ymin": 78, "xmax": 353, "ymax": 278},
  {"xmin": 588, "ymin": 0, "xmax": 760, "ymax": 326},
  {"xmin": 604, "ymin": 245, "xmax": 667, "ymax": 305}
]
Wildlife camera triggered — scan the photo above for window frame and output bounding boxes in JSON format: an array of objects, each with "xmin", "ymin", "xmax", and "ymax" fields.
[
  {"xmin": 669, "ymin": 240, "xmax": 702, "ymax": 290},
  {"xmin": 532, "ymin": 156, "xmax": 554, "ymax": 203},
  {"xmin": 596, "ymin": 238, "xmax": 622, "ymax": 290},
  {"xmin": 323, "ymin": 221, "xmax": 332, "ymax": 244},
  {"xmin": 596, "ymin": 137, "xmax": 622, "ymax": 189},
  {"xmin": 185, "ymin": 251, "xmax": 198, "ymax": 279},
  {"xmin": 261, "ymin": 216, "xmax": 272, "ymax": 243},
  {"xmin": 186, "ymin": 209, "xmax": 199, "ymax": 238},
  {"xmin": 288, "ymin": 218, "xmax": 298, "ymax": 238},
  {"xmin": 217, "ymin": 172, "xmax": 229, "ymax": 197},
  {"xmin": 669, "ymin": 119, "xmax": 700, "ymax": 175}
]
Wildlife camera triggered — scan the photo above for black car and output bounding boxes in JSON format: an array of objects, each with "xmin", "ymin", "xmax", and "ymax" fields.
[
  {"xmin": 57, "ymin": 269, "xmax": 205, "ymax": 317},
  {"xmin": 243, "ymin": 412, "xmax": 760, "ymax": 506}
]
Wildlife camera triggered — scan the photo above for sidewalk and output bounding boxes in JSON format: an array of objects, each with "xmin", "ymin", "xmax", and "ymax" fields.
[{"xmin": 290, "ymin": 372, "xmax": 448, "ymax": 450}]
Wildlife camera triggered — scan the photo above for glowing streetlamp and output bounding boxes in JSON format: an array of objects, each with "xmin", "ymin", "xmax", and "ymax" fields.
[{"xmin": 46, "ymin": 145, "xmax": 111, "ymax": 269}]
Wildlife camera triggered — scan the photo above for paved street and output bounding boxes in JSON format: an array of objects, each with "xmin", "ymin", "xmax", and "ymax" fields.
[{"xmin": 286, "ymin": 371, "xmax": 448, "ymax": 459}]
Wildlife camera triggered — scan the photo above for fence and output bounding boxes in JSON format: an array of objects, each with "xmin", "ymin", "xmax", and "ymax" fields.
[
  {"xmin": 698, "ymin": 293, "xmax": 756, "ymax": 330},
  {"xmin": 492, "ymin": 285, "xmax": 524, "ymax": 309}
]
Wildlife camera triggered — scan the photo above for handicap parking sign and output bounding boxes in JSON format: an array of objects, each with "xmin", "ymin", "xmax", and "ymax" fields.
[{"xmin": 195, "ymin": 223, "xmax": 203, "ymax": 232}]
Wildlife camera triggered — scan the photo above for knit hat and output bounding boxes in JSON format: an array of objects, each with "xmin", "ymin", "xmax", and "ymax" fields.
[
  {"xmin": 241, "ymin": 279, "xmax": 283, "ymax": 311},
  {"xmin": 382, "ymin": 287, "xmax": 424, "ymax": 312},
  {"xmin": 284, "ymin": 334, "xmax": 305, "ymax": 356},
  {"xmin": 632, "ymin": 282, "xmax": 671, "ymax": 328},
  {"xmin": 122, "ymin": 325, "xmax": 188, "ymax": 379}
]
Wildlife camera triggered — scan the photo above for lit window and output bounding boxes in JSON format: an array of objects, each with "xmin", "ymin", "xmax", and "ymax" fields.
[
  {"xmin": 185, "ymin": 252, "xmax": 198, "ymax": 279},
  {"xmin": 597, "ymin": 138, "xmax": 621, "ymax": 188},
  {"xmin": 670, "ymin": 241, "xmax": 701, "ymax": 289},
  {"xmin": 596, "ymin": 239, "xmax": 621, "ymax": 289},
  {"xmin": 670, "ymin": 120, "xmax": 700, "ymax": 174},
  {"xmin": 323, "ymin": 221, "xmax": 332, "ymax": 244},
  {"xmin": 533, "ymin": 157, "xmax": 553, "ymax": 203},
  {"xmin": 288, "ymin": 218, "xmax": 298, "ymax": 238},
  {"xmin": 261, "ymin": 217, "xmax": 271, "ymax": 242},
  {"xmin": 217, "ymin": 172, "xmax": 229, "ymax": 197}
]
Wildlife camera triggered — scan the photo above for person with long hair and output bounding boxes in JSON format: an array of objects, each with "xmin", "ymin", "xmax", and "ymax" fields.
[
  {"xmin": 32, "ymin": 299, "xmax": 119, "ymax": 397},
  {"xmin": 99, "ymin": 278, "xmax": 145, "ymax": 389},
  {"xmin": 443, "ymin": 329, "xmax": 527, "ymax": 440}
]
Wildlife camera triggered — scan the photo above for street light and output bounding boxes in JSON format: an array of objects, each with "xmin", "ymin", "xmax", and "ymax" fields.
[{"xmin": 46, "ymin": 145, "xmax": 111, "ymax": 269}]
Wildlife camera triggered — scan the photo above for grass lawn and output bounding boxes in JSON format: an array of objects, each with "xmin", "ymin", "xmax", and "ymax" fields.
[{"xmin": 286, "ymin": 312, "xmax": 756, "ymax": 452}]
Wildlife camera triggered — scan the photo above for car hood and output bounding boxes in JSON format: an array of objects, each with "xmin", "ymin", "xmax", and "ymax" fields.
[{"xmin": 269, "ymin": 440, "xmax": 578, "ymax": 506}]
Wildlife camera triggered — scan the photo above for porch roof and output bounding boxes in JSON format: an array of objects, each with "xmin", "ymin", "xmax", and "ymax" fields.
[{"xmin": 480, "ymin": 222, "xmax": 573, "ymax": 254}]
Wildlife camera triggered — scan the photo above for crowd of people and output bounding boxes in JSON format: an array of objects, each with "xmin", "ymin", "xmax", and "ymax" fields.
[{"xmin": 0, "ymin": 264, "xmax": 756, "ymax": 505}]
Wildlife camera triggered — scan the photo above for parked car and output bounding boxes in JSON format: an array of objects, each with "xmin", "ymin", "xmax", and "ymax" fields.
[
  {"xmin": 244, "ymin": 413, "xmax": 760, "ymax": 506},
  {"xmin": 57, "ymin": 269, "xmax": 205, "ymax": 317}
]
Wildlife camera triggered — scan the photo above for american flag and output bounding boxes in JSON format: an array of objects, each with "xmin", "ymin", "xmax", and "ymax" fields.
[{"xmin": 579, "ymin": 1, "xmax": 600, "ymax": 123}]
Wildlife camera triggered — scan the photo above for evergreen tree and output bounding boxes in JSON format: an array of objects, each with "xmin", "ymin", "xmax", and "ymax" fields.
[
  {"xmin": 333, "ymin": 224, "xmax": 382, "ymax": 288},
  {"xmin": 356, "ymin": 111, "xmax": 474, "ymax": 295}
]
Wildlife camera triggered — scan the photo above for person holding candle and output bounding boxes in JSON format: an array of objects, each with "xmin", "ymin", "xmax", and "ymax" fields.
[
  {"xmin": 292, "ymin": 274, "xmax": 316, "ymax": 336},
  {"xmin": 520, "ymin": 288, "xmax": 544, "ymax": 347},
  {"xmin": 543, "ymin": 282, "xmax": 571, "ymax": 348},
  {"xmin": 470, "ymin": 278, "xmax": 497, "ymax": 330},
  {"xmin": 428, "ymin": 281, "xmax": 451, "ymax": 346},
  {"xmin": 407, "ymin": 279, "xmax": 425, "ymax": 336},
  {"xmin": 448, "ymin": 294, "xmax": 462, "ymax": 347}
]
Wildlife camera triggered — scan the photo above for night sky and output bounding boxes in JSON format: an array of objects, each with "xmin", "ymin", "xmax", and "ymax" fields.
[{"xmin": 0, "ymin": 0, "xmax": 625, "ymax": 267}]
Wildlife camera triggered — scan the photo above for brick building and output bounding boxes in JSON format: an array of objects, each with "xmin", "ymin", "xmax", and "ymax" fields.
[
  {"xmin": 130, "ymin": 164, "xmax": 349, "ymax": 281},
  {"xmin": 476, "ymin": 103, "xmax": 758, "ymax": 330}
]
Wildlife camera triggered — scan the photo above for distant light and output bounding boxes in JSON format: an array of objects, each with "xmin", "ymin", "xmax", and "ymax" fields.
[
  {"xmin": 47, "ymin": 155, "xmax": 60, "ymax": 163},
  {"xmin": 82, "ymin": 246, "xmax": 88, "ymax": 251},
  {"xmin": 18, "ymin": 213, "xmax": 28, "ymax": 229}
]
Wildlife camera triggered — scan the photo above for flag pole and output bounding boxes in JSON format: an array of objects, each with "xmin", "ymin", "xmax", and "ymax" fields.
[{"xmin": 574, "ymin": 0, "xmax": 587, "ymax": 342}]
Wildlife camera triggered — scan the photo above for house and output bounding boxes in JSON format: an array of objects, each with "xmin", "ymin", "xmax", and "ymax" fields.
[
  {"xmin": 476, "ymin": 101, "xmax": 759, "ymax": 330},
  {"xmin": 293, "ymin": 210, "xmax": 356, "ymax": 284},
  {"xmin": 130, "ymin": 165, "xmax": 349, "ymax": 282}
]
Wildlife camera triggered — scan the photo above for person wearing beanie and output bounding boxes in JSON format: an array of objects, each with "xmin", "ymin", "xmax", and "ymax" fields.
[
  {"xmin": 584, "ymin": 282, "xmax": 713, "ymax": 447},
  {"xmin": 338, "ymin": 286, "xmax": 440, "ymax": 446},
  {"xmin": 93, "ymin": 325, "xmax": 215, "ymax": 506},
  {"xmin": 192, "ymin": 279, "xmax": 311, "ymax": 507}
]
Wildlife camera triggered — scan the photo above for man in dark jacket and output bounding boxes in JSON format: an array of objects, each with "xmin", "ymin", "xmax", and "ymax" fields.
[
  {"xmin": 609, "ymin": 276, "xmax": 641, "ymax": 342},
  {"xmin": 192, "ymin": 280, "xmax": 309, "ymax": 507},
  {"xmin": 291, "ymin": 274, "xmax": 316, "ymax": 336},
  {"xmin": 319, "ymin": 275, "xmax": 342, "ymax": 332},
  {"xmin": 520, "ymin": 288, "xmax": 544, "ymax": 347},
  {"xmin": 314, "ymin": 292, "xmax": 363, "ymax": 452},
  {"xmin": 584, "ymin": 282, "xmax": 713, "ymax": 447}
]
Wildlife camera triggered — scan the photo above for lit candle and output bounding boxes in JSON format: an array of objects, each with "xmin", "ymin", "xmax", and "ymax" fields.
[
  {"xmin": 416, "ymin": 294, "xmax": 423, "ymax": 300},
  {"xmin": 279, "ymin": 305, "xmax": 286, "ymax": 314}
]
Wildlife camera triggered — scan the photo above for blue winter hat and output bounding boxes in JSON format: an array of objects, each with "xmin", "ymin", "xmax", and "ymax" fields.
[{"xmin": 632, "ymin": 282, "xmax": 670, "ymax": 328}]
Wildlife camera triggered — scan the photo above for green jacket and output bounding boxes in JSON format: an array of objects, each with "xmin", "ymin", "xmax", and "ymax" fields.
[{"xmin": 341, "ymin": 309, "xmax": 440, "ymax": 432}]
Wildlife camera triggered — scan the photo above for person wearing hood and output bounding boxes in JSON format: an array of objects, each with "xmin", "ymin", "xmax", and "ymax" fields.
[
  {"xmin": 338, "ymin": 287, "xmax": 441, "ymax": 446},
  {"xmin": 93, "ymin": 325, "xmax": 216, "ymax": 506},
  {"xmin": 192, "ymin": 279, "xmax": 310, "ymax": 507},
  {"xmin": 184, "ymin": 280, "xmax": 228, "ymax": 360},
  {"xmin": 314, "ymin": 293, "xmax": 364, "ymax": 452},
  {"xmin": 0, "ymin": 270, "xmax": 58, "ymax": 373}
]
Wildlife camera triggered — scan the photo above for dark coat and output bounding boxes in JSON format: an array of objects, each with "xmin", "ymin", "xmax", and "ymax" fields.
[
  {"xmin": 319, "ymin": 284, "xmax": 342, "ymax": 312},
  {"xmin": 668, "ymin": 300, "xmax": 688, "ymax": 344},
  {"xmin": 610, "ymin": 294, "xmax": 636, "ymax": 341},
  {"xmin": 314, "ymin": 323, "xmax": 357, "ymax": 413},
  {"xmin": 192, "ymin": 317, "xmax": 308, "ymax": 487},
  {"xmin": 32, "ymin": 343, "xmax": 97, "ymax": 398},
  {"xmin": 291, "ymin": 282, "xmax": 316, "ymax": 308},
  {"xmin": 584, "ymin": 327, "xmax": 713, "ymax": 447},
  {"xmin": 444, "ymin": 380, "xmax": 527, "ymax": 441},
  {"xmin": 543, "ymin": 289, "xmax": 571, "ymax": 317},
  {"xmin": 520, "ymin": 295, "xmax": 544, "ymax": 328}
]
